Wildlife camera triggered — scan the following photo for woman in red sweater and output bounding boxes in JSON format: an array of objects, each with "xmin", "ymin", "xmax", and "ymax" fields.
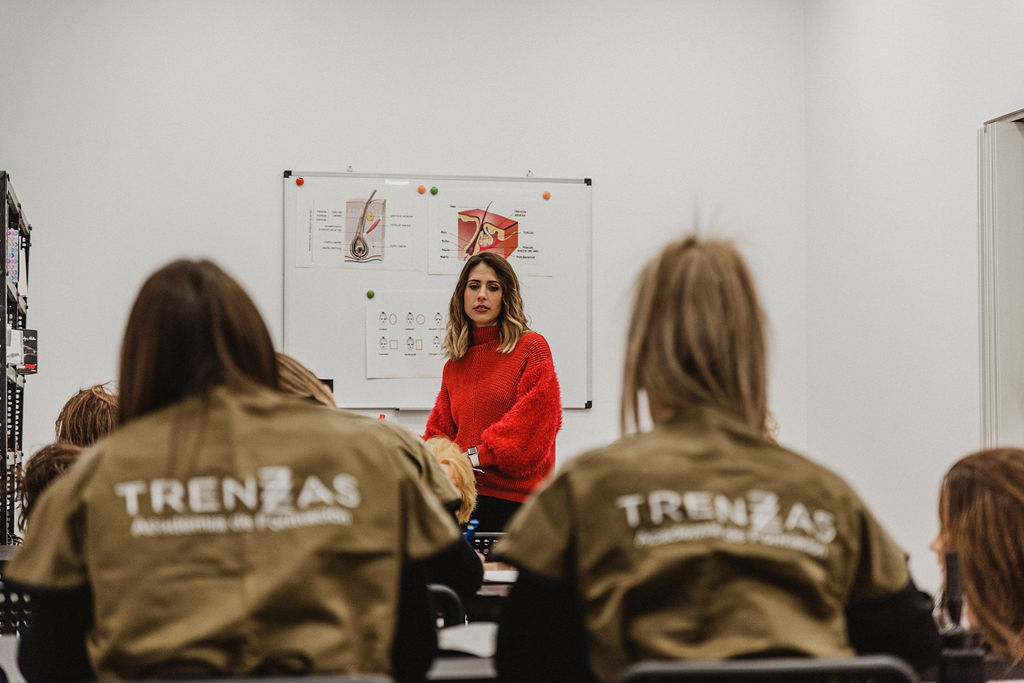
[{"xmin": 424, "ymin": 251, "xmax": 562, "ymax": 531}]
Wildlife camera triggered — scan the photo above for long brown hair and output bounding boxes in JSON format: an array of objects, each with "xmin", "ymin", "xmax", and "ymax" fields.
[
  {"xmin": 443, "ymin": 251, "xmax": 531, "ymax": 360},
  {"xmin": 940, "ymin": 447, "xmax": 1024, "ymax": 661},
  {"xmin": 118, "ymin": 259, "xmax": 278, "ymax": 423},
  {"xmin": 55, "ymin": 383, "xmax": 118, "ymax": 446},
  {"xmin": 621, "ymin": 235, "xmax": 767, "ymax": 434}
]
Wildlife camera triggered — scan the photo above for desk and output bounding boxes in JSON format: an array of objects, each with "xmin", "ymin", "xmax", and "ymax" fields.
[
  {"xmin": 427, "ymin": 656, "xmax": 497, "ymax": 681},
  {"xmin": 465, "ymin": 583, "xmax": 511, "ymax": 623}
]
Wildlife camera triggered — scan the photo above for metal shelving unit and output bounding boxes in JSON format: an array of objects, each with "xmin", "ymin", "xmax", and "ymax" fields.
[{"xmin": 1, "ymin": 172, "xmax": 32, "ymax": 546}]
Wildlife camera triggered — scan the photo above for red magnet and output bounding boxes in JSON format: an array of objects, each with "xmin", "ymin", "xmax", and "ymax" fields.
[
  {"xmin": 296, "ymin": 177, "xmax": 304, "ymax": 186},
  {"xmin": 542, "ymin": 191, "xmax": 551, "ymax": 200},
  {"xmin": 417, "ymin": 185, "xmax": 426, "ymax": 194}
]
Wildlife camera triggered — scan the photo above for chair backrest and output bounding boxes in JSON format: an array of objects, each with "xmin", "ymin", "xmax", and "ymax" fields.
[
  {"xmin": 150, "ymin": 676, "xmax": 394, "ymax": 682},
  {"xmin": 428, "ymin": 583, "xmax": 466, "ymax": 628},
  {"xmin": 612, "ymin": 655, "xmax": 919, "ymax": 683}
]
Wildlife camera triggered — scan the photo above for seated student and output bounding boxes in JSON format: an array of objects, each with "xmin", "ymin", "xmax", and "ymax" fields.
[
  {"xmin": 494, "ymin": 235, "xmax": 941, "ymax": 682},
  {"xmin": 54, "ymin": 383, "xmax": 118, "ymax": 447},
  {"xmin": 274, "ymin": 351, "xmax": 482, "ymax": 592},
  {"xmin": 426, "ymin": 436, "xmax": 479, "ymax": 526},
  {"xmin": 18, "ymin": 385, "xmax": 119, "ymax": 530},
  {"xmin": 275, "ymin": 351, "xmax": 468, "ymax": 523},
  {"xmin": 932, "ymin": 448, "xmax": 1024, "ymax": 663},
  {"xmin": 6, "ymin": 259, "xmax": 479, "ymax": 682},
  {"xmin": 18, "ymin": 441, "xmax": 84, "ymax": 528}
]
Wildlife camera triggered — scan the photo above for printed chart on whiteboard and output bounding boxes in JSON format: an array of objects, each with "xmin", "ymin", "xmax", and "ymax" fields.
[
  {"xmin": 427, "ymin": 187, "xmax": 550, "ymax": 276},
  {"xmin": 365, "ymin": 290, "xmax": 448, "ymax": 379}
]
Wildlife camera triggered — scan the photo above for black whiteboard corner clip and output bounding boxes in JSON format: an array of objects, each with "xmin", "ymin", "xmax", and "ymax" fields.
[
  {"xmin": 584, "ymin": 400, "xmax": 593, "ymax": 409},
  {"xmin": 283, "ymin": 170, "xmax": 292, "ymax": 178},
  {"xmin": 584, "ymin": 178, "xmax": 592, "ymax": 186}
]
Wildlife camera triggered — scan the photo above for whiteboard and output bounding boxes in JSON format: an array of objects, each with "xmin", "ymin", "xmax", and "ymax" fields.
[{"xmin": 282, "ymin": 171, "xmax": 592, "ymax": 410}]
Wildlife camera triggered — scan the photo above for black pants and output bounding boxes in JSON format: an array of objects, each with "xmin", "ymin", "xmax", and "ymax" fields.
[{"xmin": 471, "ymin": 495, "xmax": 522, "ymax": 532}]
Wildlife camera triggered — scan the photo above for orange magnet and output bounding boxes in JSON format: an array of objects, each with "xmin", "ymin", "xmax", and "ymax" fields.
[
  {"xmin": 542, "ymin": 191, "xmax": 551, "ymax": 200},
  {"xmin": 296, "ymin": 177, "xmax": 304, "ymax": 186},
  {"xmin": 417, "ymin": 185, "xmax": 426, "ymax": 194}
]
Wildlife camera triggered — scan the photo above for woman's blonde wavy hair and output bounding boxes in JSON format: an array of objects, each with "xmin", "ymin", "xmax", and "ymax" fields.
[
  {"xmin": 621, "ymin": 235, "xmax": 768, "ymax": 436},
  {"xmin": 443, "ymin": 251, "xmax": 531, "ymax": 360},
  {"xmin": 940, "ymin": 447, "xmax": 1024, "ymax": 662}
]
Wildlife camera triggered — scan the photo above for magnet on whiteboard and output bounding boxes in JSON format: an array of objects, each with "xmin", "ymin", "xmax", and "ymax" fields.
[
  {"xmin": 430, "ymin": 186, "xmax": 439, "ymax": 195},
  {"xmin": 366, "ymin": 290, "xmax": 375, "ymax": 299},
  {"xmin": 296, "ymin": 177, "xmax": 305, "ymax": 186},
  {"xmin": 418, "ymin": 185, "xmax": 426, "ymax": 194},
  {"xmin": 543, "ymin": 191, "xmax": 551, "ymax": 200}
]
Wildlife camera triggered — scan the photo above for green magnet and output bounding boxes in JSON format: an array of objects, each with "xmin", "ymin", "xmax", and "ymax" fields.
[
  {"xmin": 430, "ymin": 186, "xmax": 439, "ymax": 195},
  {"xmin": 366, "ymin": 290, "xmax": 375, "ymax": 299}
]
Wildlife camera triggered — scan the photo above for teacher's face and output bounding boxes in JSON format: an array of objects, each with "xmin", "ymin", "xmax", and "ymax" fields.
[{"xmin": 464, "ymin": 263, "xmax": 503, "ymax": 327}]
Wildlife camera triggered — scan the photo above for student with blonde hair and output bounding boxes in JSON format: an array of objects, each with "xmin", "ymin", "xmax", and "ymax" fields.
[
  {"xmin": 7, "ymin": 259, "xmax": 478, "ymax": 682},
  {"xmin": 495, "ymin": 234, "xmax": 940, "ymax": 681},
  {"xmin": 425, "ymin": 436, "xmax": 478, "ymax": 525},
  {"xmin": 932, "ymin": 447, "xmax": 1024, "ymax": 663},
  {"xmin": 424, "ymin": 251, "xmax": 561, "ymax": 531}
]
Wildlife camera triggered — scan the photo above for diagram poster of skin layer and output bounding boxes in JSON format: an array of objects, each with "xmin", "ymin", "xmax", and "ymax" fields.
[
  {"xmin": 294, "ymin": 176, "xmax": 421, "ymax": 271},
  {"xmin": 366, "ymin": 290, "xmax": 448, "ymax": 379},
  {"xmin": 427, "ymin": 188, "xmax": 550, "ymax": 276}
]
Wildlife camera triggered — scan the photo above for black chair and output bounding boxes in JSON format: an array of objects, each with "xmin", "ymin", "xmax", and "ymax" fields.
[
  {"xmin": 612, "ymin": 655, "xmax": 919, "ymax": 683},
  {"xmin": 428, "ymin": 583, "xmax": 466, "ymax": 628},
  {"xmin": 150, "ymin": 676, "xmax": 394, "ymax": 682}
]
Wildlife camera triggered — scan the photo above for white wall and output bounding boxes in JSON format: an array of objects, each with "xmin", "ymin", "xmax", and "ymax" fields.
[
  {"xmin": 4, "ymin": 0, "xmax": 1020, "ymax": 617},
  {"xmin": 0, "ymin": 0, "xmax": 809, "ymax": 462},
  {"xmin": 805, "ymin": 0, "xmax": 1024, "ymax": 592}
]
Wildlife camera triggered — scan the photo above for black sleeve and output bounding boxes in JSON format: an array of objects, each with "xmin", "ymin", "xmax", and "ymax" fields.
[
  {"xmin": 391, "ymin": 561, "xmax": 439, "ymax": 683},
  {"xmin": 16, "ymin": 584, "xmax": 95, "ymax": 682},
  {"xmin": 845, "ymin": 578, "xmax": 942, "ymax": 673},
  {"xmin": 421, "ymin": 538, "xmax": 483, "ymax": 600},
  {"xmin": 496, "ymin": 567, "xmax": 595, "ymax": 683}
]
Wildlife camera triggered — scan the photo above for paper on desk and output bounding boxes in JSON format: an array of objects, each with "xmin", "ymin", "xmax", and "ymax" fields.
[
  {"xmin": 483, "ymin": 569, "xmax": 518, "ymax": 583},
  {"xmin": 438, "ymin": 622, "xmax": 498, "ymax": 658}
]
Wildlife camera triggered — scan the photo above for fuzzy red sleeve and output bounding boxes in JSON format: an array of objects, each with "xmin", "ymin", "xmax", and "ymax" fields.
[
  {"xmin": 423, "ymin": 377, "xmax": 457, "ymax": 441},
  {"xmin": 476, "ymin": 348, "xmax": 561, "ymax": 477}
]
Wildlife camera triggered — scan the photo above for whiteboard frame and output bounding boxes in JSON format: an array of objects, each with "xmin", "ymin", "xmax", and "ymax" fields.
[{"xmin": 282, "ymin": 170, "xmax": 593, "ymax": 410}]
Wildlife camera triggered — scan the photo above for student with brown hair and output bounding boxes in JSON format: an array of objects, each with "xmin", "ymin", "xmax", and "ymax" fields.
[
  {"xmin": 424, "ymin": 251, "xmax": 562, "ymax": 531},
  {"xmin": 18, "ymin": 441, "xmax": 83, "ymax": 528},
  {"xmin": 275, "ymin": 351, "xmax": 336, "ymax": 408},
  {"xmin": 54, "ymin": 383, "xmax": 118, "ymax": 447},
  {"xmin": 495, "ymin": 234, "xmax": 940, "ymax": 681},
  {"xmin": 932, "ymin": 447, "xmax": 1024, "ymax": 663},
  {"xmin": 276, "ymin": 351, "xmax": 465, "ymax": 519},
  {"xmin": 7, "ymin": 259, "xmax": 478, "ymax": 682}
]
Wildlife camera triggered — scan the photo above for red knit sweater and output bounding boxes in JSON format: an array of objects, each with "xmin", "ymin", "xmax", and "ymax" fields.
[{"xmin": 424, "ymin": 325, "xmax": 562, "ymax": 502}]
